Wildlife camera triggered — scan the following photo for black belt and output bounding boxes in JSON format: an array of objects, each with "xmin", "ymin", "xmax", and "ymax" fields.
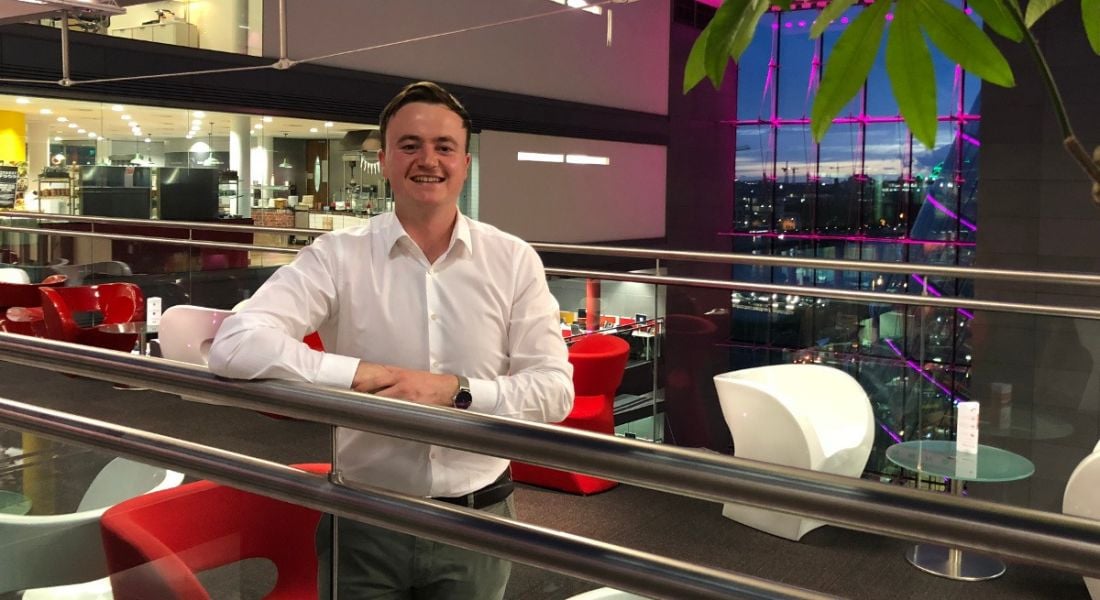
[{"xmin": 433, "ymin": 471, "xmax": 514, "ymax": 509}]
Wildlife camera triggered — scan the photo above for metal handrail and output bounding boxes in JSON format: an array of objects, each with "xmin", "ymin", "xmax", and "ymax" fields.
[
  {"xmin": 2, "ymin": 222, "xmax": 1097, "ymax": 318},
  {"xmin": 0, "ymin": 399, "xmax": 828, "ymax": 600},
  {"xmin": 2, "ymin": 210, "xmax": 319, "ymax": 237},
  {"xmin": 6, "ymin": 211, "xmax": 1100, "ymax": 288},
  {"xmin": 532, "ymin": 242, "xmax": 1100, "ymax": 287},
  {"xmin": 2, "ymin": 332, "xmax": 1100, "ymax": 580},
  {"xmin": 547, "ymin": 268, "xmax": 1100, "ymax": 320}
]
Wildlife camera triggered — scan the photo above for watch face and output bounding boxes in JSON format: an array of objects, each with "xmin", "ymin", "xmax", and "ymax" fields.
[{"xmin": 453, "ymin": 390, "xmax": 473, "ymax": 410}]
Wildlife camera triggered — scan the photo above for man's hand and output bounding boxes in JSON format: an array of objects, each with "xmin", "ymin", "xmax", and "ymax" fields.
[
  {"xmin": 351, "ymin": 361, "xmax": 400, "ymax": 394},
  {"xmin": 374, "ymin": 368, "xmax": 459, "ymax": 407}
]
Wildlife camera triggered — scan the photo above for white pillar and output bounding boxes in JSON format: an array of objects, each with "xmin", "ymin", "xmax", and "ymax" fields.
[
  {"xmin": 230, "ymin": 115, "xmax": 251, "ymax": 217},
  {"xmin": 26, "ymin": 120, "xmax": 50, "ymax": 199}
]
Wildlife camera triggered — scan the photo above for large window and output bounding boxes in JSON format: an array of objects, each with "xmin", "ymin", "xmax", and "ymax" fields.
[{"xmin": 729, "ymin": 4, "xmax": 980, "ymax": 463}]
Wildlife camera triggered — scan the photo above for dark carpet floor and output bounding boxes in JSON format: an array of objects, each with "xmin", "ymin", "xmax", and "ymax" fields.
[{"xmin": 0, "ymin": 362, "xmax": 1089, "ymax": 599}]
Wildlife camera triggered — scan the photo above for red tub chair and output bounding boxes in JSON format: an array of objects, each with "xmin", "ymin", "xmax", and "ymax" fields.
[
  {"xmin": 100, "ymin": 463, "xmax": 329, "ymax": 600},
  {"xmin": 39, "ymin": 283, "xmax": 145, "ymax": 353},
  {"xmin": 0, "ymin": 274, "xmax": 68, "ymax": 336},
  {"xmin": 512, "ymin": 333, "xmax": 630, "ymax": 495}
]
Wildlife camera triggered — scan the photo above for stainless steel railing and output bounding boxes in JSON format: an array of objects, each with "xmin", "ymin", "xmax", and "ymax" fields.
[
  {"xmin": 2, "ymin": 332, "xmax": 1100, "ymax": 582},
  {"xmin": 3, "ymin": 215, "xmax": 1098, "ymax": 319},
  {"xmin": 0, "ymin": 398, "xmax": 826, "ymax": 600}
]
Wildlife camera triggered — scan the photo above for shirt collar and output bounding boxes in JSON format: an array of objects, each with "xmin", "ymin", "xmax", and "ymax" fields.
[{"xmin": 381, "ymin": 211, "xmax": 474, "ymax": 259}]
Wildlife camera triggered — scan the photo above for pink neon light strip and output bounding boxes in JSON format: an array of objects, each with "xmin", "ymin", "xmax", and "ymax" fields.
[
  {"xmin": 924, "ymin": 194, "xmax": 977, "ymax": 232},
  {"xmin": 960, "ymin": 133, "xmax": 981, "ymax": 147},
  {"xmin": 909, "ymin": 274, "xmax": 976, "ymax": 320},
  {"xmin": 883, "ymin": 337, "xmax": 962, "ymax": 402},
  {"xmin": 719, "ymin": 231, "xmax": 977, "ymax": 247},
  {"xmin": 729, "ymin": 113, "xmax": 981, "ymax": 127}
]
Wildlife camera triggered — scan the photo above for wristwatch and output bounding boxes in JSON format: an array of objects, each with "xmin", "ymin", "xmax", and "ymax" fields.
[{"xmin": 452, "ymin": 375, "xmax": 473, "ymax": 409}]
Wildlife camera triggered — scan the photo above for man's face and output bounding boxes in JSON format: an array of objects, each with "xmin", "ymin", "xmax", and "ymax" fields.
[{"xmin": 379, "ymin": 102, "xmax": 470, "ymax": 210}]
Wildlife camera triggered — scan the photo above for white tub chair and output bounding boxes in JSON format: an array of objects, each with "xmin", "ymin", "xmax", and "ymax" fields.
[
  {"xmin": 567, "ymin": 588, "xmax": 651, "ymax": 599},
  {"xmin": 0, "ymin": 267, "xmax": 30, "ymax": 284},
  {"xmin": 1, "ymin": 457, "xmax": 184, "ymax": 598},
  {"xmin": 1063, "ymin": 439, "xmax": 1100, "ymax": 599},
  {"xmin": 713, "ymin": 364, "xmax": 874, "ymax": 541},
  {"xmin": 157, "ymin": 304, "xmax": 236, "ymax": 406}
]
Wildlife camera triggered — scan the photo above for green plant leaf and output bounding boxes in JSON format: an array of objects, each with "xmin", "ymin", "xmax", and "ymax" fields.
[
  {"xmin": 810, "ymin": 0, "xmax": 891, "ymax": 142},
  {"xmin": 916, "ymin": 0, "xmax": 1016, "ymax": 87},
  {"xmin": 729, "ymin": 0, "xmax": 773, "ymax": 61},
  {"xmin": 968, "ymin": 0, "xmax": 1025, "ymax": 41},
  {"xmin": 683, "ymin": 27, "xmax": 710, "ymax": 93},
  {"xmin": 1025, "ymin": 0, "xmax": 1062, "ymax": 26},
  {"xmin": 1084, "ymin": 0, "xmax": 1100, "ymax": 54},
  {"xmin": 811, "ymin": 0, "xmax": 858, "ymax": 39},
  {"xmin": 887, "ymin": 1, "xmax": 938, "ymax": 148},
  {"xmin": 704, "ymin": 0, "xmax": 750, "ymax": 88}
]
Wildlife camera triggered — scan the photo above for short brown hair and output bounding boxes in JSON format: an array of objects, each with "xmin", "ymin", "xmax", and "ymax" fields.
[{"xmin": 379, "ymin": 81, "xmax": 472, "ymax": 152}]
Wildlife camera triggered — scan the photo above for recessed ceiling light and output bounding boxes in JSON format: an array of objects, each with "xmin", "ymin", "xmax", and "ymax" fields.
[
  {"xmin": 323, "ymin": 122, "xmax": 333, "ymax": 127},
  {"xmin": 77, "ymin": 128, "xmax": 86, "ymax": 133},
  {"xmin": 191, "ymin": 119, "xmax": 201, "ymax": 124},
  {"xmin": 309, "ymin": 127, "xmax": 318, "ymax": 133},
  {"xmin": 15, "ymin": 97, "xmax": 30, "ymax": 105},
  {"xmin": 194, "ymin": 111, "xmax": 205, "ymax": 118},
  {"xmin": 111, "ymin": 104, "xmax": 124, "ymax": 112},
  {"xmin": 254, "ymin": 124, "xmax": 263, "ymax": 129},
  {"xmin": 144, "ymin": 137, "xmax": 151, "ymax": 143},
  {"xmin": 262, "ymin": 116, "xmax": 272, "ymax": 123},
  {"xmin": 68, "ymin": 123, "xmax": 77, "ymax": 128},
  {"xmin": 56, "ymin": 116, "xmax": 68, "ymax": 122},
  {"xmin": 53, "ymin": 136, "xmax": 61, "ymax": 141},
  {"xmin": 39, "ymin": 108, "xmax": 52, "ymax": 115},
  {"xmin": 121, "ymin": 114, "xmax": 131, "ymax": 120},
  {"xmin": 88, "ymin": 132, "xmax": 97, "ymax": 138}
]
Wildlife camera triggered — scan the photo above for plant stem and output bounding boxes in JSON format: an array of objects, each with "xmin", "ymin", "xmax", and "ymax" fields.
[{"xmin": 1003, "ymin": 0, "xmax": 1100, "ymax": 186}]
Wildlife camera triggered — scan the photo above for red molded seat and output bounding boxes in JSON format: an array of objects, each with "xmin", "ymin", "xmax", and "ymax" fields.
[
  {"xmin": 100, "ymin": 463, "xmax": 329, "ymax": 600},
  {"xmin": 38, "ymin": 283, "xmax": 145, "ymax": 352},
  {"xmin": 0, "ymin": 274, "xmax": 68, "ymax": 336},
  {"xmin": 512, "ymin": 333, "xmax": 630, "ymax": 495}
]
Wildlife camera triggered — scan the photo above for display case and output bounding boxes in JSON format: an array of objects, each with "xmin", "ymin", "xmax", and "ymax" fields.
[
  {"xmin": 218, "ymin": 171, "xmax": 238, "ymax": 216},
  {"xmin": 37, "ymin": 174, "xmax": 73, "ymax": 215},
  {"xmin": 340, "ymin": 151, "xmax": 388, "ymax": 214}
]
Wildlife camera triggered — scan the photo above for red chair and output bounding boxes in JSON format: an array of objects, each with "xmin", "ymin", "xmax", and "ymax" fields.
[
  {"xmin": 0, "ymin": 274, "xmax": 68, "ymax": 336},
  {"xmin": 38, "ymin": 283, "xmax": 145, "ymax": 353},
  {"xmin": 100, "ymin": 463, "xmax": 329, "ymax": 600},
  {"xmin": 512, "ymin": 333, "xmax": 630, "ymax": 495}
]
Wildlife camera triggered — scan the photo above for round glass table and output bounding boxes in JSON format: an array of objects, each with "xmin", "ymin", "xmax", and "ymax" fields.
[
  {"xmin": 95, "ymin": 321, "xmax": 158, "ymax": 390},
  {"xmin": 885, "ymin": 440, "xmax": 1035, "ymax": 581}
]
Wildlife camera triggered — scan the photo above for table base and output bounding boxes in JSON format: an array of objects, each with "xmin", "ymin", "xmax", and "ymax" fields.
[{"xmin": 906, "ymin": 544, "xmax": 1005, "ymax": 581}]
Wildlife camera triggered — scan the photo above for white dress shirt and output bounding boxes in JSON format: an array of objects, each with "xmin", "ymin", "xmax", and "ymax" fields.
[{"xmin": 208, "ymin": 212, "xmax": 574, "ymax": 497}]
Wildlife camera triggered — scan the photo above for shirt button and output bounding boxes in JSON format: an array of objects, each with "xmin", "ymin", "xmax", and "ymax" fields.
[
  {"xmin": 430, "ymin": 313, "xmax": 438, "ymax": 321},
  {"xmin": 429, "ymin": 451, "xmax": 438, "ymax": 460}
]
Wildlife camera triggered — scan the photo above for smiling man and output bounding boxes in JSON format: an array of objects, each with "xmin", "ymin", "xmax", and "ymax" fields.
[{"xmin": 209, "ymin": 81, "xmax": 574, "ymax": 599}]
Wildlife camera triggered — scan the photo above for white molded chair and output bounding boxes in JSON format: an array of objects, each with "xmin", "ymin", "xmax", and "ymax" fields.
[
  {"xmin": 713, "ymin": 364, "xmax": 874, "ymax": 540},
  {"xmin": 157, "ymin": 304, "xmax": 236, "ymax": 406},
  {"xmin": 0, "ymin": 457, "xmax": 184, "ymax": 597},
  {"xmin": 568, "ymin": 588, "xmax": 651, "ymax": 599},
  {"xmin": 1063, "ymin": 439, "xmax": 1100, "ymax": 599},
  {"xmin": 158, "ymin": 304, "xmax": 234, "ymax": 368},
  {"xmin": 0, "ymin": 267, "xmax": 31, "ymax": 284}
]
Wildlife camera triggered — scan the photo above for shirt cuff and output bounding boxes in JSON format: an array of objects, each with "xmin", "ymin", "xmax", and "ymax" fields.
[
  {"xmin": 316, "ymin": 353, "xmax": 361, "ymax": 389},
  {"xmin": 468, "ymin": 377, "xmax": 499, "ymax": 413}
]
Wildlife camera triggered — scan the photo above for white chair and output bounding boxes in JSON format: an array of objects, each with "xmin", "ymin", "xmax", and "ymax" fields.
[
  {"xmin": 0, "ymin": 267, "xmax": 31, "ymax": 284},
  {"xmin": 1063, "ymin": 439, "xmax": 1100, "ymax": 599},
  {"xmin": 713, "ymin": 364, "xmax": 874, "ymax": 541},
  {"xmin": 158, "ymin": 304, "xmax": 235, "ymax": 368},
  {"xmin": 0, "ymin": 457, "xmax": 185, "ymax": 597},
  {"xmin": 567, "ymin": 588, "xmax": 651, "ymax": 599}
]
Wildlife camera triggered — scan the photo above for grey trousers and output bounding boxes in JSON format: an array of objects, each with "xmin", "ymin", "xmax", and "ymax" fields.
[{"xmin": 316, "ymin": 495, "xmax": 515, "ymax": 600}]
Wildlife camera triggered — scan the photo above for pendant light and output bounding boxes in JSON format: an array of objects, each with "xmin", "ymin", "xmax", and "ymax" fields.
[
  {"xmin": 277, "ymin": 132, "xmax": 292, "ymax": 169},
  {"xmin": 201, "ymin": 122, "xmax": 223, "ymax": 167}
]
